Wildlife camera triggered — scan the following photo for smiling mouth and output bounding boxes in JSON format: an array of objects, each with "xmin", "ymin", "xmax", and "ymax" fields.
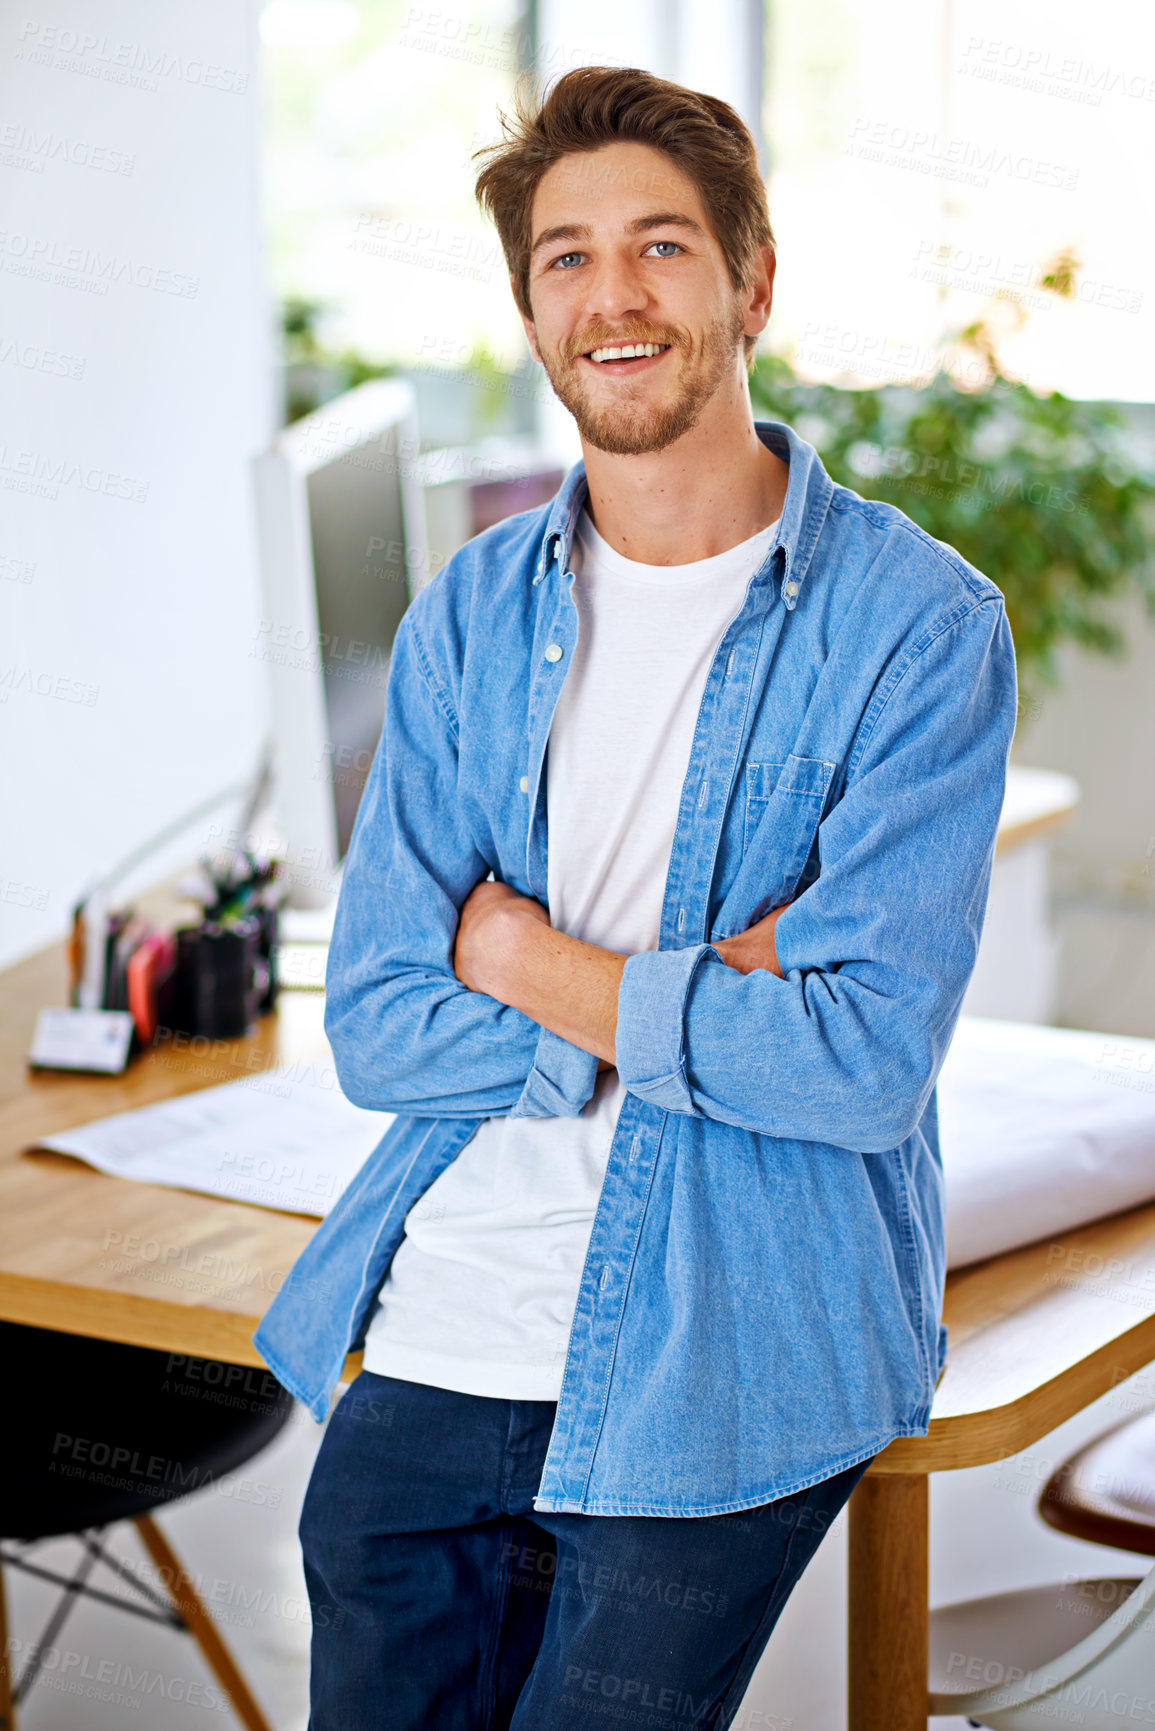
[{"xmin": 582, "ymin": 342, "xmax": 672, "ymax": 367}]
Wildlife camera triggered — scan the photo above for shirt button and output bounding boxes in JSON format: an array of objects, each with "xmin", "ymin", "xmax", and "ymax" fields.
[
  {"xmin": 544, "ymin": 643, "xmax": 563, "ymax": 663},
  {"xmin": 519, "ymin": 776, "xmax": 529, "ymax": 793},
  {"xmin": 784, "ymin": 581, "xmax": 799, "ymax": 597}
]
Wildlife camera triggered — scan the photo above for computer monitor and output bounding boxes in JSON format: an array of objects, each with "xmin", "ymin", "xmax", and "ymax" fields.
[
  {"xmin": 252, "ymin": 380, "xmax": 428, "ymax": 908},
  {"xmin": 253, "ymin": 385, "xmax": 568, "ymax": 913}
]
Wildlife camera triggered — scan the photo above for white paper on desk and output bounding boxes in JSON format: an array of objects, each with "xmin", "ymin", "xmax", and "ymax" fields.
[
  {"xmin": 34, "ymin": 1016, "xmax": 1155, "ymax": 1257},
  {"xmin": 938, "ymin": 1017, "xmax": 1155, "ymax": 1269},
  {"xmin": 35, "ymin": 1067, "xmax": 392, "ymax": 1216}
]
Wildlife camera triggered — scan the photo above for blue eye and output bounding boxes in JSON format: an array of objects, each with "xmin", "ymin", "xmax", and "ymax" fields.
[
  {"xmin": 647, "ymin": 241, "xmax": 681, "ymax": 257},
  {"xmin": 554, "ymin": 252, "xmax": 583, "ymax": 269}
]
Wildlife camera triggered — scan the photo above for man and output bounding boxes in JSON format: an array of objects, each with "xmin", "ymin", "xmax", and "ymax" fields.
[{"xmin": 256, "ymin": 65, "xmax": 1018, "ymax": 1728}]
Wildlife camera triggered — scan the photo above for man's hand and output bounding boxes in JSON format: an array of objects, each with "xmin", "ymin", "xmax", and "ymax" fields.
[
  {"xmin": 453, "ymin": 877, "xmax": 623, "ymax": 1066},
  {"xmin": 452, "ymin": 879, "xmax": 550, "ymax": 1000},
  {"xmin": 711, "ymin": 899, "xmax": 793, "ymax": 978}
]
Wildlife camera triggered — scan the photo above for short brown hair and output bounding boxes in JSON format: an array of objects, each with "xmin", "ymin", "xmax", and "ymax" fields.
[{"xmin": 474, "ymin": 66, "xmax": 774, "ymax": 366}]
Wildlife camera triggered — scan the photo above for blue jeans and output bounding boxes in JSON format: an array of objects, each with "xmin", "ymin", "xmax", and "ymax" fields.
[{"xmin": 299, "ymin": 1371, "xmax": 873, "ymax": 1729}]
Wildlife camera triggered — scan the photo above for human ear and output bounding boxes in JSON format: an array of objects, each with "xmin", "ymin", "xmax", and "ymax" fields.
[
  {"xmin": 743, "ymin": 244, "xmax": 776, "ymax": 341},
  {"xmin": 517, "ymin": 282, "xmax": 544, "ymax": 364},
  {"xmin": 522, "ymin": 317, "xmax": 544, "ymax": 365}
]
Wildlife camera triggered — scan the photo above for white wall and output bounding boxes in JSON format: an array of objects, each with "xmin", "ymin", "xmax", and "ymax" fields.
[
  {"xmin": 1013, "ymin": 591, "xmax": 1155, "ymax": 1038},
  {"xmin": 0, "ymin": 0, "xmax": 275, "ymax": 971}
]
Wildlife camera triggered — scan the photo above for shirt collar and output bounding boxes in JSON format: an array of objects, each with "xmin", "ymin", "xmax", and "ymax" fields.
[
  {"xmin": 534, "ymin": 460, "xmax": 588, "ymax": 586},
  {"xmin": 534, "ymin": 420, "xmax": 834, "ymax": 611}
]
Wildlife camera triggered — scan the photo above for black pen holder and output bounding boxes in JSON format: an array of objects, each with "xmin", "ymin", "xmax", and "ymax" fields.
[
  {"xmin": 173, "ymin": 917, "xmax": 262, "ymax": 1040},
  {"xmin": 255, "ymin": 901, "xmax": 278, "ymax": 1013}
]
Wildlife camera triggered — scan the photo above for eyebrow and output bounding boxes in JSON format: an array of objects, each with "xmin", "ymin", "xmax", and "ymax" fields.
[{"xmin": 529, "ymin": 211, "xmax": 705, "ymax": 261}]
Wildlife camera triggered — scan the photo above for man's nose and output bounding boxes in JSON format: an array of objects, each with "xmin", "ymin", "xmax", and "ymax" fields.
[{"xmin": 584, "ymin": 251, "xmax": 651, "ymax": 325}]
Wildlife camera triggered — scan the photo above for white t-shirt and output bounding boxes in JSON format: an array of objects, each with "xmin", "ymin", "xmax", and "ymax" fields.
[{"xmin": 360, "ymin": 506, "xmax": 780, "ymax": 1398}]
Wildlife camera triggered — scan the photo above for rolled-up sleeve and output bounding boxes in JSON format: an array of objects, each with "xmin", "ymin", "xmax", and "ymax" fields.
[
  {"xmin": 613, "ymin": 942, "xmax": 715, "ymax": 1112},
  {"xmin": 510, "ymin": 1026, "xmax": 600, "ymax": 1118},
  {"xmin": 614, "ymin": 595, "xmax": 1018, "ymax": 1153}
]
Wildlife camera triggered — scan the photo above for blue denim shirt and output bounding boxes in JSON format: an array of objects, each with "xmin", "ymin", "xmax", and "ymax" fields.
[{"xmin": 254, "ymin": 420, "xmax": 1018, "ymax": 1517}]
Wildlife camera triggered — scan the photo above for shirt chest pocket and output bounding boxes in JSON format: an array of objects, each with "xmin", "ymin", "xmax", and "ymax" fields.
[{"xmin": 742, "ymin": 754, "xmax": 836, "ymax": 906}]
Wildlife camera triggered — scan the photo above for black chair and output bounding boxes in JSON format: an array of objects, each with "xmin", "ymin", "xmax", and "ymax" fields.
[{"xmin": 1, "ymin": 1319, "xmax": 295, "ymax": 1730}]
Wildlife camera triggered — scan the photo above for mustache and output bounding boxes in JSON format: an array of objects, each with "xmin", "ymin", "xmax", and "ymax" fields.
[{"xmin": 560, "ymin": 323, "xmax": 689, "ymax": 365}]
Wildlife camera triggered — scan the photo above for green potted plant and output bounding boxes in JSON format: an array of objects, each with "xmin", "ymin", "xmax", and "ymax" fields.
[{"xmin": 748, "ymin": 263, "xmax": 1155, "ymax": 725}]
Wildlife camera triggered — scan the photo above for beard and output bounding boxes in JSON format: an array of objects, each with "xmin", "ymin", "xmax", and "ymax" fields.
[{"xmin": 537, "ymin": 302, "xmax": 747, "ymax": 456}]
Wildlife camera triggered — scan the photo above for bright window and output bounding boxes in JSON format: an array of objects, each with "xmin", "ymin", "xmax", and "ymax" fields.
[
  {"xmin": 260, "ymin": 0, "xmax": 529, "ymax": 372},
  {"xmin": 763, "ymin": 0, "xmax": 1155, "ymax": 398}
]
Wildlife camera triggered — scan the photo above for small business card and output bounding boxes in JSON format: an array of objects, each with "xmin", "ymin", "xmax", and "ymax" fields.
[{"xmin": 29, "ymin": 1006, "xmax": 134, "ymax": 1074}]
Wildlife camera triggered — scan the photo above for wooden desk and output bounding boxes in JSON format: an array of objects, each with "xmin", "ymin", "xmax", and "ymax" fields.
[
  {"xmin": 995, "ymin": 764, "xmax": 1080, "ymax": 855},
  {"xmin": 850, "ymin": 1206, "xmax": 1155, "ymax": 1729},
  {"xmin": 0, "ymin": 943, "xmax": 337, "ymax": 1368},
  {"xmin": 4, "ymin": 943, "xmax": 1155, "ymax": 1729}
]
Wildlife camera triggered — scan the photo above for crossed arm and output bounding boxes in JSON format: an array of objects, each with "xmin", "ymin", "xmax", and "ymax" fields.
[
  {"xmin": 451, "ymin": 880, "xmax": 791, "ymax": 1068},
  {"xmin": 326, "ymin": 596, "xmax": 1015, "ymax": 1143}
]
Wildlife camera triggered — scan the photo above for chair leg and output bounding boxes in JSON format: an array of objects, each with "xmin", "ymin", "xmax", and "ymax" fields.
[
  {"xmin": 9, "ymin": 1542, "xmax": 98, "ymax": 1709},
  {"xmin": 0, "ymin": 1562, "xmax": 15, "ymax": 1731},
  {"xmin": 133, "ymin": 1515, "xmax": 273, "ymax": 1731}
]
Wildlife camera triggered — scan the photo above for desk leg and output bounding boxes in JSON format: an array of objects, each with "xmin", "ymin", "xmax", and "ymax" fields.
[{"xmin": 847, "ymin": 1472, "xmax": 928, "ymax": 1731}]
